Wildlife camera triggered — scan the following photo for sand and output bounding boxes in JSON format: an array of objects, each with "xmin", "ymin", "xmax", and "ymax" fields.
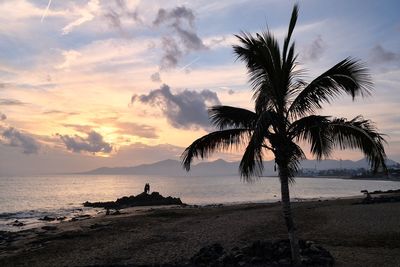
[{"xmin": 1, "ymin": 198, "xmax": 400, "ymax": 266}]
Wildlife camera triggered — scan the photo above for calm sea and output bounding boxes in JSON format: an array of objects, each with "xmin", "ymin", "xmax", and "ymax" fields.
[{"xmin": 0, "ymin": 175, "xmax": 399, "ymax": 231}]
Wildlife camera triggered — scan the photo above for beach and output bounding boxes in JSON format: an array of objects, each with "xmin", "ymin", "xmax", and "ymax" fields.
[{"xmin": 1, "ymin": 198, "xmax": 400, "ymax": 266}]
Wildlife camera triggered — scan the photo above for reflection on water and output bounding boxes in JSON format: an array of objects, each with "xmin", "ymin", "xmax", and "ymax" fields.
[
  {"xmin": 1, "ymin": 174, "xmax": 399, "ymax": 211},
  {"xmin": 0, "ymin": 175, "xmax": 398, "ymax": 230}
]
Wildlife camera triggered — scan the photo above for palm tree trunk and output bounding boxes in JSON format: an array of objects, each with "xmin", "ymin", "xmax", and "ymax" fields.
[{"xmin": 279, "ymin": 163, "xmax": 301, "ymax": 266}]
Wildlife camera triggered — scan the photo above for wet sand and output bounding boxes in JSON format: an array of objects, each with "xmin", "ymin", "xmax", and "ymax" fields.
[{"xmin": 1, "ymin": 198, "xmax": 400, "ymax": 266}]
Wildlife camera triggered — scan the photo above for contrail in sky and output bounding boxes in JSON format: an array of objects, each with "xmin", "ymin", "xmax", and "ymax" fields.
[
  {"xmin": 41, "ymin": 0, "xmax": 52, "ymax": 23},
  {"xmin": 180, "ymin": 57, "xmax": 200, "ymax": 71}
]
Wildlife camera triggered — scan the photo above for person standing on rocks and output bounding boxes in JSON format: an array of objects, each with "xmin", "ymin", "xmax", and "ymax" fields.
[{"xmin": 144, "ymin": 183, "xmax": 150, "ymax": 194}]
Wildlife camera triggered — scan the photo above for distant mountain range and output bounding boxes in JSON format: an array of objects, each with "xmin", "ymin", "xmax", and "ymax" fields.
[{"xmin": 81, "ymin": 158, "xmax": 399, "ymax": 177}]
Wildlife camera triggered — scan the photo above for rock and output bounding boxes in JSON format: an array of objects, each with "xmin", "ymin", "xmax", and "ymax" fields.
[
  {"xmin": 112, "ymin": 210, "xmax": 121, "ymax": 215},
  {"xmin": 233, "ymin": 252, "xmax": 244, "ymax": 261},
  {"xmin": 250, "ymin": 256, "xmax": 263, "ymax": 264},
  {"xmin": 237, "ymin": 261, "xmax": 246, "ymax": 266},
  {"xmin": 309, "ymin": 244, "xmax": 321, "ymax": 253},
  {"xmin": 83, "ymin": 191, "xmax": 184, "ymax": 209},
  {"xmin": 190, "ymin": 243, "xmax": 224, "ymax": 266},
  {"xmin": 301, "ymin": 255, "xmax": 312, "ymax": 265},
  {"xmin": 41, "ymin": 226, "xmax": 57, "ymax": 231},
  {"xmin": 70, "ymin": 214, "xmax": 92, "ymax": 221},
  {"xmin": 278, "ymin": 258, "xmax": 292, "ymax": 265},
  {"xmin": 39, "ymin": 216, "xmax": 56, "ymax": 221},
  {"xmin": 11, "ymin": 220, "xmax": 24, "ymax": 227},
  {"xmin": 189, "ymin": 239, "xmax": 334, "ymax": 267}
]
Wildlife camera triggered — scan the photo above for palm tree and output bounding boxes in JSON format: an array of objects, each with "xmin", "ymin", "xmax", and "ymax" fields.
[{"xmin": 181, "ymin": 4, "xmax": 387, "ymax": 265}]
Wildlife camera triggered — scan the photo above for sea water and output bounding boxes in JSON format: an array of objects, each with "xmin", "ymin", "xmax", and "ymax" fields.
[{"xmin": 0, "ymin": 175, "xmax": 398, "ymax": 231}]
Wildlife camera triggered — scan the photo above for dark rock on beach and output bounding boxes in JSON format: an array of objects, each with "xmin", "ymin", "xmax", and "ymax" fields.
[
  {"xmin": 70, "ymin": 214, "xmax": 92, "ymax": 221},
  {"xmin": 189, "ymin": 240, "xmax": 334, "ymax": 266},
  {"xmin": 10, "ymin": 220, "xmax": 24, "ymax": 227},
  {"xmin": 41, "ymin": 226, "xmax": 57, "ymax": 231},
  {"xmin": 83, "ymin": 192, "xmax": 183, "ymax": 209},
  {"xmin": 39, "ymin": 216, "xmax": 56, "ymax": 221},
  {"xmin": 360, "ymin": 188, "xmax": 400, "ymax": 204}
]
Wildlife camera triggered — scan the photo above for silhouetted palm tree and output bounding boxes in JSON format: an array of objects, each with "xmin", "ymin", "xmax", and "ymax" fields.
[{"xmin": 181, "ymin": 5, "xmax": 387, "ymax": 265}]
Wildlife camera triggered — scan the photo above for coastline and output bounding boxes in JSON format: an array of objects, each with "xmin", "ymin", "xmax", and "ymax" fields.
[
  {"xmin": 0, "ymin": 190, "xmax": 388, "ymax": 233},
  {"xmin": 0, "ymin": 194, "xmax": 362, "ymax": 233},
  {"xmin": 1, "ymin": 197, "xmax": 400, "ymax": 266},
  {"xmin": 260, "ymin": 175, "xmax": 400, "ymax": 182}
]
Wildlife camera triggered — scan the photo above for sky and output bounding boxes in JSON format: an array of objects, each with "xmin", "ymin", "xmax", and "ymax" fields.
[{"xmin": 0, "ymin": 0, "xmax": 399, "ymax": 175}]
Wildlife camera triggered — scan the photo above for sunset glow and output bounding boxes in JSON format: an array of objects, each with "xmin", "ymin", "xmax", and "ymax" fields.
[{"xmin": 0, "ymin": 0, "xmax": 399, "ymax": 175}]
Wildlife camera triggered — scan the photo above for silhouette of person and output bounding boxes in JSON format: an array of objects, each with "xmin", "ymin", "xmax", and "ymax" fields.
[{"xmin": 144, "ymin": 183, "xmax": 150, "ymax": 194}]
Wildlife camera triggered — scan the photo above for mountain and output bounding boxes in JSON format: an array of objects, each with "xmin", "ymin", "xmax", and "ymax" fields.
[
  {"xmin": 81, "ymin": 158, "xmax": 399, "ymax": 176},
  {"xmin": 83, "ymin": 159, "xmax": 238, "ymax": 176}
]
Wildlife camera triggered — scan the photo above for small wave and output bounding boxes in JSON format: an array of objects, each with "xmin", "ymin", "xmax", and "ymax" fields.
[{"xmin": 0, "ymin": 206, "xmax": 102, "ymax": 232}]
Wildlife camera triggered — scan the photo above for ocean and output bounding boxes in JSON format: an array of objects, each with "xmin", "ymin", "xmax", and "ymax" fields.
[{"xmin": 0, "ymin": 174, "xmax": 398, "ymax": 231}]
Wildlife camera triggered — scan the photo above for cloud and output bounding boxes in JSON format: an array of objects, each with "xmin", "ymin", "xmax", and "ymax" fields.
[
  {"xmin": 302, "ymin": 35, "xmax": 326, "ymax": 61},
  {"xmin": 0, "ymin": 141, "xmax": 185, "ymax": 175},
  {"xmin": 160, "ymin": 36, "xmax": 182, "ymax": 69},
  {"xmin": 63, "ymin": 119, "xmax": 157, "ymax": 139},
  {"xmin": 115, "ymin": 122, "xmax": 158, "ymax": 139},
  {"xmin": 153, "ymin": 6, "xmax": 195, "ymax": 26},
  {"xmin": 103, "ymin": 0, "xmax": 141, "ymax": 31},
  {"xmin": 2, "ymin": 127, "xmax": 40, "ymax": 154},
  {"xmin": 59, "ymin": 131, "xmax": 113, "ymax": 154},
  {"xmin": 62, "ymin": 0, "xmax": 100, "ymax": 35},
  {"xmin": 131, "ymin": 84, "xmax": 220, "ymax": 129},
  {"xmin": 174, "ymin": 26, "xmax": 206, "ymax": 50},
  {"xmin": 0, "ymin": 98, "xmax": 26, "ymax": 106},
  {"xmin": 56, "ymin": 50, "xmax": 81, "ymax": 70},
  {"xmin": 42, "ymin": 110, "xmax": 79, "ymax": 115},
  {"xmin": 0, "ymin": 83, "xmax": 10, "ymax": 89},
  {"xmin": 62, "ymin": 124, "xmax": 93, "ymax": 133},
  {"xmin": 369, "ymin": 45, "xmax": 399, "ymax": 64},
  {"xmin": 104, "ymin": 9, "xmax": 121, "ymax": 29},
  {"xmin": 150, "ymin": 72, "xmax": 161, "ymax": 82},
  {"xmin": 153, "ymin": 6, "xmax": 207, "ymax": 71}
]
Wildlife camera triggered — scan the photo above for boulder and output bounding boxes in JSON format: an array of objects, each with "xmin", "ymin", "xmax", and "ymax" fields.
[
  {"xmin": 11, "ymin": 220, "xmax": 24, "ymax": 227},
  {"xmin": 190, "ymin": 243, "xmax": 225, "ymax": 266},
  {"xmin": 189, "ymin": 239, "xmax": 334, "ymax": 266},
  {"xmin": 83, "ymin": 192, "xmax": 183, "ymax": 209},
  {"xmin": 39, "ymin": 216, "xmax": 56, "ymax": 221}
]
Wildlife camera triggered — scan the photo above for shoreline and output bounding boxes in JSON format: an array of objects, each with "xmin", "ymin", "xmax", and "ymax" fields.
[
  {"xmin": 0, "ymin": 194, "xmax": 365, "ymax": 233},
  {"xmin": 2, "ymin": 196, "xmax": 400, "ymax": 266},
  {"xmin": 3, "ymin": 182, "xmax": 399, "ymax": 233}
]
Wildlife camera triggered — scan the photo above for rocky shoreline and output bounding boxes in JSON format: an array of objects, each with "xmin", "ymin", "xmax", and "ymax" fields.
[
  {"xmin": 1, "ymin": 197, "xmax": 400, "ymax": 266},
  {"xmin": 83, "ymin": 191, "xmax": 184, "ymax": 209}
]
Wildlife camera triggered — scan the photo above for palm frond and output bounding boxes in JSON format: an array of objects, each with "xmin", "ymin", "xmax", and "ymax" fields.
[
  {"xmin": 239, "ymin": 135, "xmax": 264, "ymax": 182},
  {"xmin": 328, "ymin": 116, "xmax": 387, "ymax": 173},
  {"xmin": 253, "ymin": 83, "xmax": 274, "ymax": 114},
  {"xmin": 282, "ymin": 4, "xmax": 298, "ymax": 62},
  {"xmin": 181, "ymin": 129, "xmax": 250, "ymax": 171},
  {"xmin": 289, "ymin": 115, "xmax": 333, "ymax": 159},
  {"xmin": 288, "ymin": 58, "xmax": 372, "ymax": 118},
  {"xmin": 209, "ymin": 105, "xmax": 257, "ymax": 130},
  {"xmin": 290, "ymin": 115, "xmax": 387, "ymax": 173},
  {"xmin": 239, "ymin": 110, "xmax": 277, "ymax": 181},
  {"xmin": 286, "ymin": 142, "xmax": 306, "ymax": 181},
  {"xmin": 233, "ymin": 30, "xmax": 282, "ymax": 112}
]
